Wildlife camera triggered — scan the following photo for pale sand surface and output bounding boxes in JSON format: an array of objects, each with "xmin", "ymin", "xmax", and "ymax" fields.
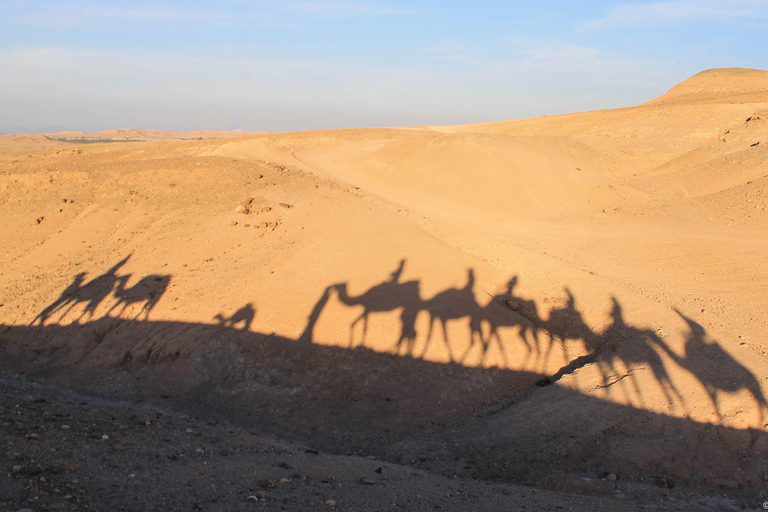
[{"xmin": 1, "ymin": 68, "xmax": 768, "ymax": 510}]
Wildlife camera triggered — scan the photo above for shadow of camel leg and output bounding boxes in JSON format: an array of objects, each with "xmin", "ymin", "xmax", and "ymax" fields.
[{"xmin": 440, "ymin": 320, "xmax": 454, "ymax": 362}]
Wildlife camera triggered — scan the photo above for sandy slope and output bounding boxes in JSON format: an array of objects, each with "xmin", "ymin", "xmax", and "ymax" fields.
[{"xmin": 2, "ymin": 68, "xmax": 768, "ymax": 508}]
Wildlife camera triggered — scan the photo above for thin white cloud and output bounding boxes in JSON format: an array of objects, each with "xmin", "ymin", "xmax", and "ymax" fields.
[
  {"xmin": 11, "ymin": 2, "xmax": 268, "ymax": 29},
  {"xmin": 584, "ymin": 0, "xmax": 768, "ymax": 29},
  {"xmin": 289, "ymin": 1, "xmax": 406, "ymax": 17}
]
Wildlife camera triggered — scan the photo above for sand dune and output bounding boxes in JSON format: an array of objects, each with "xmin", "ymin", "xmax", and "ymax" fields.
[{"xmin": 2, "ymin": 68, "xmax": 768, "ymax": 508}]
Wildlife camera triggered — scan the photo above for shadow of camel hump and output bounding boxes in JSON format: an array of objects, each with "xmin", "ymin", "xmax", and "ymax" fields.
[
  {"xmin": 473, "ymin": 276, "xmax": 544, "ymax": 367},
  {"xmin": 107, "ymin": 274, "xmax": 171, "ymax": 320},
  {"xmin": 420, "ymin": 268, "xmax": 482, "ymax": 363},
  {"xmin": 543, "ymin": 287, "xmax": 594, "ymax": 359},
  {"xmin": 301, "ymin": 260, "xmax": 423, "ymax": 349},
  {"xmin": 331, "ymin": 266, "xmax": 422, "ymax": 348}
]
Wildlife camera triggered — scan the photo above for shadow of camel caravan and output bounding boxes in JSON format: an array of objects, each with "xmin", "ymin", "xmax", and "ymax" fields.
[
  {"xmin": 297, "ymin": 259, "xmax": 766, "ymax": 427},
  {"xmin": 9, "ymin": 256, "xmax": 768, "ymax": 493},
  {"xmin": 30, "ymin": 254, "xmax": 172, "ymax": 326}
]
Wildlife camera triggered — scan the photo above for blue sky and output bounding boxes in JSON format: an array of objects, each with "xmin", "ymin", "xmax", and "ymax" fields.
[{"xmin": 1, "ymin": 1, "xmax": 767, "ymax": 133}]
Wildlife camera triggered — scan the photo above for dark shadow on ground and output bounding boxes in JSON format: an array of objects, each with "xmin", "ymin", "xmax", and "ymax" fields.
[
  {"xmin": 4, "ymin": 258, "xmax": 768, "ymax": 496},
  {"xmin": 2, "ymin": 316, "xmax": 768, "ymax": 496}
]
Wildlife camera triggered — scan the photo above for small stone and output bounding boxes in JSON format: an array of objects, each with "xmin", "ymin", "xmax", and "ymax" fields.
[
  {"xmin": 101, "ymin": 434, "xmax": 110, "ymax": 440},
  {"xmin": 15, "ymin": 509, "xmax": 35, "ymax": 512},
  {"xmin": 606, "ymin": 473, "xmax": 617, "ymax": 482},
  {"xmin": 258, "ymin": 479, "xmax": 275, "ymax": 489},
  {"xmin": 235, "ymin": 205, "xmax": 249, "ymax": 214},
  {"xmin": 259, "ymin": 222, "xmax": 269, "ymax": 229},
  {"xmin": 279, "ymin": 477, "xmax": 292, "ymax": 484},
  {"xmin": 278, "ymin": 203, "xmax": 291, "ymax": 209},
  {"xmin": 195, "ymin": 448, "xmax": 205, "ymax": 453},
  {"xmin": 12, "ymin": 465, "xmax": 22, "ymax": 474},
  {"xmin": 375, "ymin": 467, "xmax": 382, "ymax": 474},
  {"xmin": 228, "ymin": 221, "xmax": 238, "ymax": 227},
  {"xmin": 246, "ymin": 496, "xmax": 259, "ymax": 502},
  {"xmin": 359, "ymin": 477, "xmax": 375, "ymax": 485},
  {"xmin": 325, "ymin": 500, "xmax": 337, "ymax": 508},
  {"xmin": 505, "ymin": 300, "xmax": 521, "ymax": 311},
  {"xmin": 261, "ymin": 206, "xmax": 271, "ymax": 213},
  {"xmin": 60, "ymin": 425, "xmax": 70, "ymax": 430},
  {"xmin": 26, "ymin": 432, "xmax": 39, "ymax": 440},
  {"xmin": 256, "ymin": 492, "xmax": 268, "ymax": 499},
  {"xmin": 194, "ymin": 503, "xmax": 204, "ymax": 510}
]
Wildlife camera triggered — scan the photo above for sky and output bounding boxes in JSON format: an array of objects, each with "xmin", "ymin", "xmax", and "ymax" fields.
[{"xmin": 1, "ymin": 0, "xmax": 767, "ymax": 133}]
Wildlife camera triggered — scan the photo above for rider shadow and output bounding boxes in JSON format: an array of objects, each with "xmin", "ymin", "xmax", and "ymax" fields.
[
  {"xmin": 294, "ymin": 260, "xmax": 768, "ymax": 424},
  {"xmin": 470, "ymin": 276, "xmax": 543, "ymax": 368},
  {"xmin": 300, "ymin": 260, "xmax": 423, "ymax": 352},
  {"xmin": 538, "ymin": 297, "xmax": 686, "ymax": 412},
  {"xmin": 540, "ymin": 287, "xmax": 598, "ymax": 370},
  {"xmin": 300, "ymin": 261, "xmax": 498, "ymax": 365},
  {"xmin": 108, "ymin": 273, "xmax": 171, "ymax": 320},
  {"xmin": 656, "ymin": 310, "xmax": 767, "ymax": 423},
  {"xmin": 31, "ymin": 254, "xmax": 172, "ymax": 325},
  {"xmin": 593, "ymin": 298, "xmax": 687, "ymax": 411},
  {"xmin": 32, "ymin": 256, "xmax": 130, "ymax": 325},
  {"xmin": 418, "ymin": 268, "xmax": 483, "ymax": 363}
]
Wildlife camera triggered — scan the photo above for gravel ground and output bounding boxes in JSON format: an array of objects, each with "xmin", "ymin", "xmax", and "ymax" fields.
[{"xmin": 2, "ymin": 379, "xmax": 761, "ymax": 512}]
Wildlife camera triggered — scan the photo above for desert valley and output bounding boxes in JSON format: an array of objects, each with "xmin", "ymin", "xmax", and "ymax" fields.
[{"xmin": 1, "ymin": 67, "xmax": 768, "ymax": 511}]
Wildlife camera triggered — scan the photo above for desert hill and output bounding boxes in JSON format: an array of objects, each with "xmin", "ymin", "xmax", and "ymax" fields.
[
  {"xmin": 1, "ymin": 68, "xmax": 767, "ymax": 510},
  {"xmin": 645, "ymin": 67, "xmax": 768, "ymax": 105}
]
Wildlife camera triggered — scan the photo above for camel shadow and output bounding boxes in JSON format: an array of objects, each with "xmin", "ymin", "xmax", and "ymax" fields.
[
  {"xmin": 31, "ymin": 254, "xmax": 171, "ymax": 325},
  {"xmin": 31, "ymin": 256, "xmax": 768, "ymax": 426},
  {"xmin": 471, "ymin": 276, "xmax": 543, "ymax": 368},
  {"xmin": 32, "ymin": 256, "xmax": 130, "ymax": 325},
  {"xmin": 657, "ymin": 309, "xmax": 767, "ymax": 423}
]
